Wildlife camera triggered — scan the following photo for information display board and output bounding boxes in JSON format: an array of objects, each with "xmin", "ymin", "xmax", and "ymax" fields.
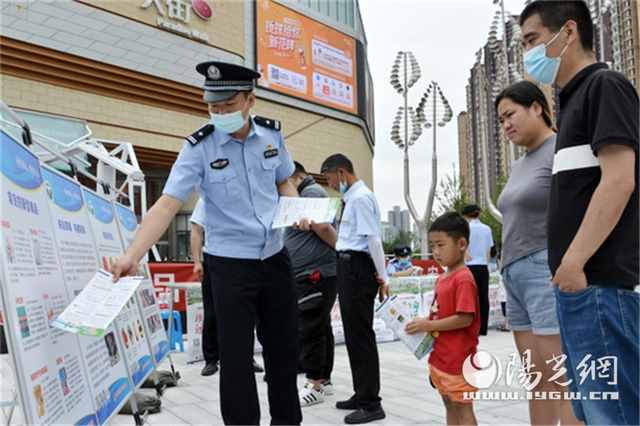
[
  {"xmin": 40, "ymin": 165, "xmax": 134, "ymax": 423},
  {"xmin": 82, "ymin": 189, "xmax": 153, "ymax": 389},
  {"xmin": 0, "ymin": 131, "xmax": 97, "ymax": 425},
  {"xmin": 186, "ymin": 285, "xmax": 204, "ymax": 363},
  {"xmin": 256, "ymin": 0, "xmax": 357, "ymax": 114},
  {"xmin": 113, "ymin": 201, "xmax": 170, "ymax": 366}
]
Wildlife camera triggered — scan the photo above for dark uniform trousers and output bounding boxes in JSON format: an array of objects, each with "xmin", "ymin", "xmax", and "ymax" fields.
[
  {"xmin": 201, "ymin": 253, "xmax": 220, "ymax": 365},
  {"xmin": 468, "ymin": 265, "xmax": 489, "ymax": 336},
  {"xmin": 207, "ymin": 249, "xmax": 302, "ymax": 425},
  {"xmin": 337, "ymin": 251, "xmax": 382, "ymax": 411},
  {"xmin": 298, "ymin": 274, "xmax": 337, "ymax": 381}
]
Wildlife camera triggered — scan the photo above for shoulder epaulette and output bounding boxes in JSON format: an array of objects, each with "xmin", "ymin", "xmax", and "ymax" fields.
[
  {"xmin": 253, "ymin": 116, "xmax": 281, "ymax": 131},
  {"xmin": 186, "ymin": 124, "xmax": 214, "ymax": 146}
]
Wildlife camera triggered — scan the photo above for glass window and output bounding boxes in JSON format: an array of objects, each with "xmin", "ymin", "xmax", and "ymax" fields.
[
  {"xmin": 319, "ymin": 0, "xmax": 328, "ymax": 15},
  {"xmin": 346, "ymin": 0, "xmax": 354, "ymax": 27},
  {"xmin": 175, "ymin": 213, "xmax": 193, "ymax": 260},
  {"xmin": 338, "ymin": 0, "xmax": 347, "ymax": 25},
  {"xmin": 329, "ymin": 1, "xmax": 337, "ymax": 20},
  {"xmin": 309, "ymin": 0, "xmax": 320, "ymax": 13}
]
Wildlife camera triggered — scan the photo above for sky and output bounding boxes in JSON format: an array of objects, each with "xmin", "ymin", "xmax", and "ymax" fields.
[{"xmin": 358, "ymin": 0, "xmax": 527, "ymax": 218}]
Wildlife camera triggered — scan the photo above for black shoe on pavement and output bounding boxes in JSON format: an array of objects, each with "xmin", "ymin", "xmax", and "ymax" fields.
[
  {"xmin": 201, "ymin": 362, "xmax": 219, "ymax": 376},
  {"xmin": 336, "ymin": 395, "xmax": 358, "ymax": 410},
  {"xmin": 344, "ymin": 407, "xmax": 386, "ymax": 424},
  {"xmin": 253, "ymin": 359, "xmax": 264, "ymax": 373}
]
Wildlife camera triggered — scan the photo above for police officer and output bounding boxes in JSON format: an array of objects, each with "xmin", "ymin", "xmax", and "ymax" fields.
[
  {"xmin": 112, "ymin": 61, "xmax": 301, "ymax": 425},
  {"xmin": 319, "ymin": 154, "xmax": 388, "ymax": 424},
  {"xmin": 386, "ymin": 243, "xmax": 422, "ymax": 277},
  {"xmin": 190, "ymin": 198, "xmax": 219, "ymax": 376},
  {"xmin": 190, "ymin": 199, "xmax": 265, "ymax": 377}
]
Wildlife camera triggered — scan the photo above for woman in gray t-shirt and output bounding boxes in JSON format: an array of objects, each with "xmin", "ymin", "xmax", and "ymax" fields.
[{"xmin": 495, "ymin": 81, "xmax": 578, "ymax": 426}]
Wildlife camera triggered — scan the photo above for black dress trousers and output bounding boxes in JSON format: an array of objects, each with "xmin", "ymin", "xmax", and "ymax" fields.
[
  {"xmin": 207, "ymin": 249, "xmax": 302, "ymax": 425},
  {"xmin": 298, "ymin": 274, "xmax": 337, "ymax": 381},
  {"xmin": 337, "ymin": 251, "xmax": 382, "ymax": 411},
  {"xmin": 201, "ymin": 253, "xmax": 220, "ymax": 365},
  {"xmin": 468, "ymin": 265, "xmax": 490, "ymax": 336}
]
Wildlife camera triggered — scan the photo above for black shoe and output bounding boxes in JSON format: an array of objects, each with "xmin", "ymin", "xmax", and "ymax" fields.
[
  {"xmin": 336, "ymin": 395, "xmax": 358, "ymax": 410},
  {"xmin": 253, "ymin": 359, "xmax": 264, "ymax": 373},
  {"xmin": 344, "ymin": 407, "xmax": 386, "ymax": 424},
  {"xmin": 201, "ymin": 362, "xmax": 218, "ymax": 376}
]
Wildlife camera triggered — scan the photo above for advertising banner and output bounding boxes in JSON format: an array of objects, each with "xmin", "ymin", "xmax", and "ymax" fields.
[
  {"xmin": 0, "ymin": 131, "xmax": 97, "ymax": 425},
  {"xmin": 256, "ymin": 0, "xmax": 357, "ymax": 114}
]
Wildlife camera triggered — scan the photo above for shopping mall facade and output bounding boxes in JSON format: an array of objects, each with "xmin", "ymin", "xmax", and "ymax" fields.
[{"xmin": 0, "ymin": 0, "xmax": 375, "ymax": 260}]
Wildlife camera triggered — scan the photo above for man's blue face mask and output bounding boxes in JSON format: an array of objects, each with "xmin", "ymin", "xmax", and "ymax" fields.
[
  {"xmin": 398, "ymin": 257, "xmax": 411, "ymax": 265},
  {"xmin": 523, "ymin": 25, "xmax": 569, "ymax": 84},
  {"xmin": 209, "ymin": 97, "xmax": 250, "ymax": 134}
]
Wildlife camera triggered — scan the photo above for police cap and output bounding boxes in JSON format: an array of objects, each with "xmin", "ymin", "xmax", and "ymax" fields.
[
  {"xmin": 462, "ymin": 204, "xmax": 481, "ymax": 216},
  {"xmin": 196, "ymin": 61, "xmax": 261, "ymax": 103},
  {"xmin": 393, "ymin": 244, "xmax": 411, "ymax": 257}
]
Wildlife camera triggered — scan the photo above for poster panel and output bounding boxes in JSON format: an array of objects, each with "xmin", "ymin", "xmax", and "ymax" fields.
[
  {"xmin": 82, "ymin": 189, "xmax": 153, "ymax": 389},
  {"xmin": 136, "ymin": 277, "xmax": 170, "ymax": 365},
  {"xmin": 40, "ymin": 165, "xmax": 133, "ymax": 423},
  {"xmin": 112, "ymin": 202, "xmax": 170, "ymax": 366},
  {"xmin": 0, "ymin": 130, "xmax": 97, "ymax": 425},
  {"xmin": 256, "ymin": 0, "xmax": 357, "ymax": 114},
  {"xmin": 186, "ymin": 285, "xmax": 204, "ymax": 363}
]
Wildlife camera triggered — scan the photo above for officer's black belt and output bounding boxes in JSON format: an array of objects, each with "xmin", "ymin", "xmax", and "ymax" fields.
[{"xmin": 336, "ymin": 250, "xmax": 371, "ymax": 261}]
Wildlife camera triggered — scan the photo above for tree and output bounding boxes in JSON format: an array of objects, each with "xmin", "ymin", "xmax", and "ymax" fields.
[
  {"xmin": 383, "ymin": 230, "xmax": 415, "ymax": 255},
  {"xmin": 434, "ymin": 166, "xmax": 472, "ymax": 217},
  {"xmin": 480, "ymin": 172, "xmax": 506, "ymax": 253},
  {"xmin": 434, "ymin": 166, "xmax": 505, "ymax": 253}
]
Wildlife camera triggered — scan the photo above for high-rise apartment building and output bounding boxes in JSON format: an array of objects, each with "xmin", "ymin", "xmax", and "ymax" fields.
[{"xmin": 610, "ymin": 0, "xmax": 640, "ymax": 92}]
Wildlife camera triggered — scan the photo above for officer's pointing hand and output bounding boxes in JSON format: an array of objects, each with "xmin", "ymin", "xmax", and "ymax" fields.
[{"xmin": 111, "ymin": 254, "xmax": 138, "ymax": 282}]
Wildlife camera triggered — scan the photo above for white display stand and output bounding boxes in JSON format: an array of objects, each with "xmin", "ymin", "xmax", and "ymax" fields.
[{"xmin": 0, "ymin": 117, "xmax": 173, "ymax": 425}]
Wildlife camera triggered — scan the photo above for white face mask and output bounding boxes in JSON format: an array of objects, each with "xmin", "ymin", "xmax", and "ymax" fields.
[{"xmin": 209, "ymin": 98, "xmax": 250, "ymax": 134}]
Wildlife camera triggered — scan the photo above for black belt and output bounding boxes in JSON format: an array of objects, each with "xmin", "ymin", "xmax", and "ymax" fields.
[{"xmin": 336, "ymin": 250, "xmax": 370, "ymax": 261}]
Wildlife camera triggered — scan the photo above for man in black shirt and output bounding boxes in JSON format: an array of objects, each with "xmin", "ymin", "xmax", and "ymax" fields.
[{"xmin": 520, "ymin": 2, "xmax": 638, "ymax": 425}]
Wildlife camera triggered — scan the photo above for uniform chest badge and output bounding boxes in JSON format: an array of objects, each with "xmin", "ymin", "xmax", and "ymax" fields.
[
  {"xmin": 264, "ymin": 148, "xmax": 278, "ymax": 158},
  {"xmin": 210, "ymin": 158, "xmax": 229, "ymax": 169}
]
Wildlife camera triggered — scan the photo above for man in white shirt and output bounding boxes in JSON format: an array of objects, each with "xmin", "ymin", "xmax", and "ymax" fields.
[
  {"xmin": 463, "ymin": 204, "xmax": 494, "ymax": 336},
  {"xmin": 319, "ymin": 154, "xmax": 388, "ymax": 425}
]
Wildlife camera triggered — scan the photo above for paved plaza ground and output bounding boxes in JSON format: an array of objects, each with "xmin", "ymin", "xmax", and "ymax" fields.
[{"xmin": 2, "ymin": 327, "xmax": 533, "ymax": 425}]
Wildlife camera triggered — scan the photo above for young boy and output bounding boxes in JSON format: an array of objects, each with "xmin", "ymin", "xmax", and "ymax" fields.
[{"xmin": 405, "ymin": 212, "xmax": 480, "ymax": 425}]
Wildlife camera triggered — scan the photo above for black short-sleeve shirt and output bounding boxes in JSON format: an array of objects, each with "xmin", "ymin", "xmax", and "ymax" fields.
[{"xmin": 548, "ymin": 63, "xmax": 639, "ymax": 289}]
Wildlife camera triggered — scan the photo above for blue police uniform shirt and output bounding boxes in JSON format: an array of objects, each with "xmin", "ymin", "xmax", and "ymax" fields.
[
  {"xmin": 335, "ymin": 180, "xmax": 382, "ymax": 253},
  {"xmin": 163, "ymin": 116, "xmax": 295, "ymax": 260},
  {"xmin": 466, "ymin": 219, "xmax": 494, "ymax": 266},
  {"xmin": 189, "ymin": 198, "xmax": 210, "ymax": 255},
  {"xmin": 386, "ymin": 258, "xmax": 414, "ymax": 275}
]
